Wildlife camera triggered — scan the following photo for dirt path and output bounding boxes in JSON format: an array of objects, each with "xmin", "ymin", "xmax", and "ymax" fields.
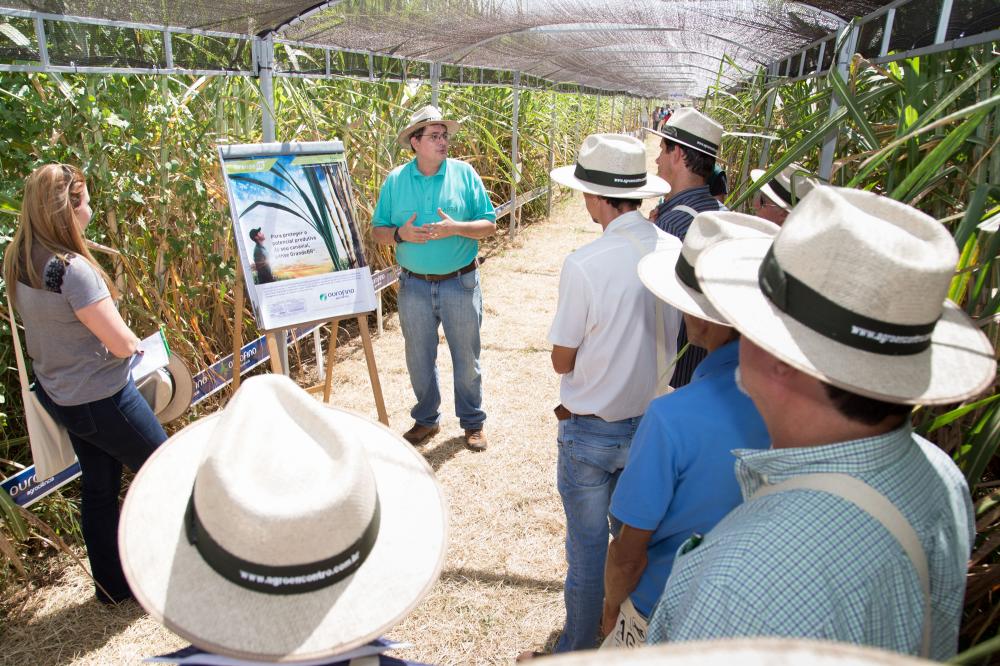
[{"xmin": 1, "ymin": 137, "xmax": 664, "ymax": 665}]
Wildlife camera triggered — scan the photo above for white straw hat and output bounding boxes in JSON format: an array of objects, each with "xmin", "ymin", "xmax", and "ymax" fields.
[
  {"xmin": 696, "ymin": 186, "xmax": 996, "ymax": 404},
  {"xmin": 646, "ymin": 107, "xmax": 724, "ymax": 158},
  {"xmin": 638, "ymin": 212, "xmax": 779, "ymax": 325},
  {"xmin": 119, "ymin": 374, "xmax": 448, "ymax": 661},
  {"xmin": 750, "ymin": 163, "xmax": 820, "ymax": 211},
  {"xmin": 397, "ymin": 104, "xmax": 461, "ymax": 148},
  {"xmin": 550, "ymin": 133, "xmax": 670, "ymax": 199},
  {"xmin": 537, "ymin": 638, "xmax": 931, "ymax": 665}
]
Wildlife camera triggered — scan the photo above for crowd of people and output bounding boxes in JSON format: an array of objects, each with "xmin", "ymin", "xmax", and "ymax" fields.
[{"xmin": 5, "ymin": 102, "xmax": 995, "ymax": 664}]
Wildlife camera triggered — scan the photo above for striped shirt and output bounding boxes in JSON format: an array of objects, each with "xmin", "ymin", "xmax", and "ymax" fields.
[
  {"xmin": 652, "ymin": 185, "xmax": 726, "ymax": 388},
  {"xmin": 646, "ymin": 425, "xmax": 974, "ymax": 661}
]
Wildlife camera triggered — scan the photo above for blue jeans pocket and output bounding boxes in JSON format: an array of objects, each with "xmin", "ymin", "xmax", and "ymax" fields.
[
  {"xmin": 53, "ymin": 401, "xmax": 98, "ymax": 438},
  {"xmin": 458, "ymin": 269, "xmax": 478, "ymax": 292}
]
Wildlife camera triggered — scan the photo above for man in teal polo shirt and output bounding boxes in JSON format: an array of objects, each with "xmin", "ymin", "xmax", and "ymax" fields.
[{"xmin": 373, "ymin": 105, "xmax": 496, "ymax": 451}]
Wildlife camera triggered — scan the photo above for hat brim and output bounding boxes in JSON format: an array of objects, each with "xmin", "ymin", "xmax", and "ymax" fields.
[
  {"xmin": 119, "ymin": 407, "xmax": 448, "ymax": 662},
  {"xmin": 397, "ymin": 119, "xmax": 461, "ymax": 148},
  {"xmin": 155, "ymin": 355, "xmax": 193, "ymax": 424},
  {"xmin": 644, "ymin": 127, "xmax": 718, "ymax": 159},
  {"xmin": 638, "ymin": 249, "xmax": 728, "ymax": 325},
  {"xmin": 749, "ymin": 169, "xmax": 792, "ymax": 212},
  {"xmin": 697, "ymin": 237, "xmax": 997, "ymax": 405},
  {"xmin": 550, "ymin": 165, "xmax": 670, "ymax": 199}
]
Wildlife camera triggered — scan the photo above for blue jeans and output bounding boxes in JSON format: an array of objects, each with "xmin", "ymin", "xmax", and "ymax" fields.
[
  {"xmin": 555, "ymin": 413, "xmax": 641, "ymax": 653},
  {"xmin": 397, "ymin": 269, "xmax": 485, "ymax": 430},
  {"xmin": 35, "ymin": 378, "xmax": 167, "ymax": 603}
]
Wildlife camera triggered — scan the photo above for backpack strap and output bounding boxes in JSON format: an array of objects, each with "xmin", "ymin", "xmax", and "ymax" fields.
[{"xmin": 752, "ymin": 473, "xmax": 931, "ymax": 658}]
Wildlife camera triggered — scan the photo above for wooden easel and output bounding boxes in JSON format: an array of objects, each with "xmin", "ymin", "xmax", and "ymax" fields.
[
  {"xmin": 230, "ymin": 254, "xmax": 389, "ymax": 426},
  {"xmin": 282, "ymin": 314, "xmax": 388, "ymax": 425}
]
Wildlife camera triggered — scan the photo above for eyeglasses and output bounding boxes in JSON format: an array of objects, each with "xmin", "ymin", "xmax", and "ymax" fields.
[
  {"xmin": 419, "ymin": 131, "xmax": 450, "ymax": 143},
  {"xmin": 753, "ymin": 193, "xmax": 779, "ymax": 209}
]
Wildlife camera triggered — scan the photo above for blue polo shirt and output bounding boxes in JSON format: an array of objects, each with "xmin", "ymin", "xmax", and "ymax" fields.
[
  {"xmin": 372, "ymin": 158, "xmax": 496, "ymax": 274},
  {"xmin": 610, "ymin": 340, "xmax": 769, "ymax": 617}
]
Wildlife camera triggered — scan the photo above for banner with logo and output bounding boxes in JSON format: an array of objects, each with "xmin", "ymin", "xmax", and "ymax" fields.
[{"xmin": 219, "ymin": 141, "xmax": 376, "ymax": 331}]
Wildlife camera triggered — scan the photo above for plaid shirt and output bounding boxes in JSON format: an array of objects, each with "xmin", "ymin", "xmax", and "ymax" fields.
[{"xmin": 646, "ymin": 425, "xmax": 974, "ymax": 661}]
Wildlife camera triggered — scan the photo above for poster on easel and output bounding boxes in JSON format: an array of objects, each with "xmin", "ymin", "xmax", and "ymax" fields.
[{"xmin": 218, "ymin": 141, "xmax": 376, "ymax": 331}]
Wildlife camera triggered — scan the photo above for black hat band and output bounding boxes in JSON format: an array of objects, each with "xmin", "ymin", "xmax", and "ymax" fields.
[
  {"xmin": 185, "ymin": 491, "xmax": 381, "ymax": 595},
  {"xmin": 574, "ymin": 163, "xmax": 647, "ymax": 189},
  {"xmin": 758, "ymin": 246, "xmax": 937, "ymax": 355},
  {"xmin": 660, "ymin": 125, "xmax": 719, "ymax": 157}
]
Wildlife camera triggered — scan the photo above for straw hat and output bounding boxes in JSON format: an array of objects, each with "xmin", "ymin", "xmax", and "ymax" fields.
[
  {"xmin": 119, "ymin": 375, "xmax": 448, "ymax": 661},
  {"xmin": 696, "ymin": 186, "xmax": 996, "ymax": 404},
  {"xmin": 638, "ymin": 212, "xmax": 779, "ymax": 325},
  {"xmin": 750, "ymin": 163, "xmax": 820, "ymax": 211},
  {"xmin": 550, "ymin": 133, "xmax": 670, "ymax": 199},
  {"xmin": 646, "ymin": 107, "xmax": 723, "ymax": 158},
  {"xmin": 397, "ymin": 104, "xmax": 461, "ymax": 148},
  {"xmin": 537, "ymin": 638, "xmax": 931, "ymax": 665}
]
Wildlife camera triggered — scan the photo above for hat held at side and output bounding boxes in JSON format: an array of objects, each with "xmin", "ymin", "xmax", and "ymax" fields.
[
  {"xmin": 696, "ymin": 185, "xmax": 996, "ymax": 405},
  {"xmin": 119, "ymin": 374, "xmax": 448, "ymax": 661},
  {"xmin": 550, "ymin": 133, "xmax": 670, "ymax": 199}
]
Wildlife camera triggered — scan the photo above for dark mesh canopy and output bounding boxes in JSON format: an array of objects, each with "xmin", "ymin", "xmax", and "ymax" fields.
[{"xmin": 0, "ymin": 0, "xmax": 934, "ymax": 96}]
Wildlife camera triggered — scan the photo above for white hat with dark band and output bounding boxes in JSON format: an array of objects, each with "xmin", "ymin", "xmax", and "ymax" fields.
[
  {"xmin": 646, "ymin": 107, "xmax": 724, "ymax": 159},
  {"xmin": 750, "ymin": 163, "xmax": 820, "ymax": 211},
  {"xmin": 119, "ymin": 375, "xmax": 448, "ymax": 661},
  {"xmin": 696, "ymin": 185, "xmax": 996, "ymax": 405},
  {"xmin": 550, "ymin": 133, "xmax": 670, "ymax": 199}
]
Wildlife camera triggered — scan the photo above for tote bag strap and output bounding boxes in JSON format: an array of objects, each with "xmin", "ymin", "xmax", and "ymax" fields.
[
  {"xmin": 6, "ymin": 298, "xmax": 33, "ymax": 393},
  {"xmin": 752, "ymin": 473, "xmax": 931, "ymax": 658},
  {"xmin": 612, "ymin": 226, "xmax": 669, "ymax": 395}
]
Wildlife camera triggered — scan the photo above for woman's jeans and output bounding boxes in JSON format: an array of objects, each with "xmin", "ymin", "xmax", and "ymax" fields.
[
  {"xmin": 35, "ymin": 378, "xmax": 167, "ymax": 602},
  {"xmin": 555, "ymin": 413, "xmax": 641, "ymax": 653},
  {"xmin": 397, "ymin": 269, "xmax": 485, "ymax": 430}
]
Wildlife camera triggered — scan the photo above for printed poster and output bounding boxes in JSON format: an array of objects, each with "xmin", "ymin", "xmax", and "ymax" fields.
[{"xmin": 218, "ymin": 141, "xmax": 376, "ymax": 330}]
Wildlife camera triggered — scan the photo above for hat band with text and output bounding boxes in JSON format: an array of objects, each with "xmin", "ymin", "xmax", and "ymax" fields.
[
  {"xmin": 661, "ymin": 125, "xmax": 719, "ymax": 157},
  {"xmin": 184, "ymin": 493, "xmax": 381, "ymax": 595},
  {"xmin": 574, "ymin": 163, "xmax": 647, "ymax": 189},
  {"xmin": 758, "ymin": 247, "xmax": 938, "ymax": 355}
]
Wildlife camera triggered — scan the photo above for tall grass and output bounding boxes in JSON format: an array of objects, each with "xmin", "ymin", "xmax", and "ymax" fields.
[
  {"xmin": 0, "ymin": 68, "xmax": 609, "ymax": 587},
  {"xmin": 703, "ymin": 42, "xmax": 1000, "ymax": 652}
]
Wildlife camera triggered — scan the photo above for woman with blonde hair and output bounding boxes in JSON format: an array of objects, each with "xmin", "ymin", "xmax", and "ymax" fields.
[{"xmin": 4, "ymin": 164, "xmax": 166, "ymax": 604}]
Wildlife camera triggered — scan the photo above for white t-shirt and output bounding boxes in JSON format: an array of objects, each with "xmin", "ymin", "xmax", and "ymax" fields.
[{"xmin": 548, "ymin": 210, "xmax": 682, "ymax": 421}]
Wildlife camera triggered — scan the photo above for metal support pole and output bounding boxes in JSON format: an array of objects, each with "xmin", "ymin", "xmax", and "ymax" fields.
[
  {"xmin": 596, "ymin": 93, "xmax": 602, "ymax": 133},
  {"xmin": 797, "ymin": 50, "xmax": 806, "ymax": 77},
  {"xmin": 430, "ymin": 62, "xmax": 440, "ymax": 106},
  {"xmin": 163, "ymin": 31, "xmax": 174, "ymax": 69},
  {"xmin": 34, "ymin": 16, "xmax": 48, "ymax": 69},
  {"xmin": 935, "ymin": 0, "xmax": 954, "ymax": 45},
  {"xmin": 759, "ymin": 63, "xmax": 778, "ymax": 169},
  {"xmin": 819, "ymin": 23, "xmax": 857, "ymax": 182},
  {"xmin": 510, "ymin": 71, "xmax": 521, "ymax": 237},
  {"xmin": 254, "ymin": 32, "xmax": 288, "ymax": 373},
  {"xmin": 816, "ymin": 41, "xmax": 825, "ymax": 73},
  {"xmin": 547, "ymin": 90, "xmax": 556, "ymax": 216},
  {"xmin": 880, "ymin": 9, "xmax": 895, "ymax": 57}
]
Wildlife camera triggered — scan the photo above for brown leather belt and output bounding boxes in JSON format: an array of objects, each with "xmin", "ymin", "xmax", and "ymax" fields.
[
  {"xmin": 403, "ymin": 258, "xmax": 479, "ymax": 282},
  {"xmin": 554, "ymin": 404, "xmax": 597, "ymax": 421}
]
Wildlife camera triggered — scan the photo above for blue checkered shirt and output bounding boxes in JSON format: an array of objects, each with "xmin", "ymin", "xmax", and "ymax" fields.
[{"xmin": 646, "ymin": 425, "xmax": 974, "ymax": 661}]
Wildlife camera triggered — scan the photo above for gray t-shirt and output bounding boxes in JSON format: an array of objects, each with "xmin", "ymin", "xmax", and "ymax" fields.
[{"xmin": 15, "ymin": 254, "xmax": 129, "ymax": 406}]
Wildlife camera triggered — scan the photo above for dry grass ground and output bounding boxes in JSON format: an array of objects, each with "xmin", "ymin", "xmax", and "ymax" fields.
[{"xmin": 1, "ymin": 139, "xmax": 663, "ymax": 665}]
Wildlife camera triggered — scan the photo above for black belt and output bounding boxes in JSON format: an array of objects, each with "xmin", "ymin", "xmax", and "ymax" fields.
[{"xmin": 403, "ymin": 258, "xmax": 479, "ymax": 282}]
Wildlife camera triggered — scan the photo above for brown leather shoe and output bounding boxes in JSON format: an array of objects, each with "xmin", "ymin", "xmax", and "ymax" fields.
[
  {"xmin": 464, "ymin": 428, "xmax": 487, "ymax": 452},
  {"xmin": 402, "ymin": 423, "xmax": 439, "ymax": 446}
]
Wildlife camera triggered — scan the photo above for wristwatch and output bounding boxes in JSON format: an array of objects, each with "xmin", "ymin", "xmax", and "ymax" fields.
[{"xmin": 393, "ymin": 227, "xmax": 403, "ymax": 244}]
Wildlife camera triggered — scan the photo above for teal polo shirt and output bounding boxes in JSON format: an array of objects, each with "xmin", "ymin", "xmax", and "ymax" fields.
[{"xmin": 372, "ymin": 158, "xmax": 496, "ymax": 274}]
